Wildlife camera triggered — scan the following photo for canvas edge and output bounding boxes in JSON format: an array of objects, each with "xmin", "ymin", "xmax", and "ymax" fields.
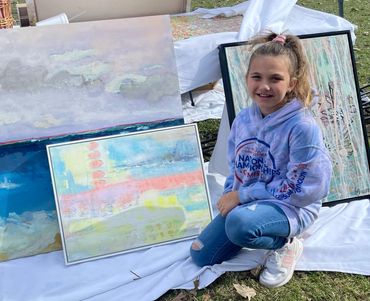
[{"xmin": 46, "ymin": 144, "xmax": 70, "ymax": 265}]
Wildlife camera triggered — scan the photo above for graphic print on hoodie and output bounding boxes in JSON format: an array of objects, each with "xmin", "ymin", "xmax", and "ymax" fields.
[
  {"xmin": 224, "ymin": 99, "xmax": 333, "ymax": 235},
  {"xmin": 234, "ymin": 137, "xmax": 310, "ymax": 201}
]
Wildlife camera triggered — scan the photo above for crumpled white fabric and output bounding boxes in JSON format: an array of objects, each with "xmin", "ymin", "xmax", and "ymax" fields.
[
  {"xmin": 191, "ymin": 1, "xmax": 251, "ymax": 18},
  {"xmin": 175, "ymin": 0, "xmax": 357, "ymax": 94},
  {"xmin": 1, "ymin": 167, "xmax": 370, "ymax": 301},
  {"xmin": 175, "ymin": 32, "xmax": 238, "ymax": 95},
  {"xmin": 182, "ymin": 80, "xmax": 225, "ymax": 123},
  {"xmin": 237, "ymin": 0, "xmax": 296, "ymax": 40}
]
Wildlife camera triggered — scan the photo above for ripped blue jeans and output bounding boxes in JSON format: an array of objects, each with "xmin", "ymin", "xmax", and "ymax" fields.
[{"xmin": 190, "ymin": 202, "xmax": 290, "ymax": 267}]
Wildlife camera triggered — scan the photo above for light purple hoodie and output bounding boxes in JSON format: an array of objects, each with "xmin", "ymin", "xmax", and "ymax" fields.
[{"xmin": 224, "ymin": 99, "xmax": 332, "ymax": 236}]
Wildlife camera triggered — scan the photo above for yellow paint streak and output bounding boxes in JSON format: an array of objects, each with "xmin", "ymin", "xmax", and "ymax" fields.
[
  {"xmin": 142, "ymin": 192, "xmax": 179, "ymax": 208},
  {"xmin": 68, "ymin": 218, "xmax": 103, "ymax": 233}
]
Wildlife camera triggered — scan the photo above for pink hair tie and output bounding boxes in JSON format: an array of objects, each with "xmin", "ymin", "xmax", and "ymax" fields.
[{"xmin": 272, "ymin": 34, "xmax": 286, "ymax": 45}]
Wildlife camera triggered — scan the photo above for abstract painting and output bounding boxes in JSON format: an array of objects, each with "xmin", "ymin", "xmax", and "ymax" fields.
[
  {"xmin": 47, "ymin": 124, "xmax": 212, "ymax": 265},
  {"xmin": 0, "ymin": 15, "xmax": 183, "ymax": 261},
  {"xmin": 219, "ymin": 30, "xmax": 370, "ymax": 204},
  {"xmin": 170, "ymin": 15, "xmax": 242, "ymax": 41}
]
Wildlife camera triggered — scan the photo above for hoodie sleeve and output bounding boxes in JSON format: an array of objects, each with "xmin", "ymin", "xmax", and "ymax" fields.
[{"xmin": 266, "ymin": 120, "xmax": 332, "ymax": 208}]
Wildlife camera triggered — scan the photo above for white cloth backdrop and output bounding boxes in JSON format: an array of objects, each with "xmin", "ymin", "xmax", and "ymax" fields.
[{"xmin": 1, "ymin": 167, "xmax": 370, "ymax": 301}]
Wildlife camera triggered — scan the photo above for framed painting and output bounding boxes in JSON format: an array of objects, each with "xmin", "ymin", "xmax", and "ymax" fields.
[
  {"xmin": 47, "ymin": 124, "xmax": 212, "ymax": 265},
  {"xmin": 0, "ymin": 15, "xmax": 183, "ymax": 262},
  {"xmin": 218, "ymin": 30, "xmax": 370, "ymax": 204}
]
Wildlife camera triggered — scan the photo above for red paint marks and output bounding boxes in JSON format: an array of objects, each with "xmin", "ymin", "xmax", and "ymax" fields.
[
  {"xmin": 88, "ymin": 150, "xmax": 101, "ymax": 159},
  {"xmin": 59, "ymin": 169, "xmax": 206, "ymax": 216},
  {"xmin": 135, "ymin": 170, "xmax": 204, "ymax": 192},
  {"xmin": 92, "ymin": 170, "xmax": 106, "ymax": 179},
  {"xmin": 90, "ymin": 160, "xmax": 104, "ymax": 168},
  {"xmin": 61, "ymin": 169, "xmax": 205, "ymax": 204},
  {"xmin": 117, "ymin": 194, "xmax": 136, "ymax": 208},
  {"xmin": 93, "ymin": 180, "xmax": 107, "ymax": 188},
  {"xmin": 86, "ymin": 142, "xmax": 106, "ymax": 188},
  {"xmin": 88, "ymin": 141, "xmax": 99, "ymax": 150}
]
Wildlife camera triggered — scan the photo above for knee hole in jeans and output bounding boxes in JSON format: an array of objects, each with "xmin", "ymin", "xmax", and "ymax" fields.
[{"xmin": 191, "ymin": 238, "xmax": 204, "ymax": 250}]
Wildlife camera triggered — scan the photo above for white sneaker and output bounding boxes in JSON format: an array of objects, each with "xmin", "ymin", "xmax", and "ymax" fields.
[{"xmin": 259, "ymin": 237, "xmax": 303, "ymax": 288}]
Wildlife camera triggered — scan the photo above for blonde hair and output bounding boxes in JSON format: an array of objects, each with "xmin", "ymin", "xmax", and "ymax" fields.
[{"xmin": 247, "ymin": 33, "xmax": 312, "ymax": 107}]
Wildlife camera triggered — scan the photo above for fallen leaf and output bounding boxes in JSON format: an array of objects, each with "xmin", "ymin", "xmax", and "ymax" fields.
[
  {"xmin": 202, "ymin": 293, "xmax": 212, "ymax": 301},
  {"xmin": 233, "ymin": 283, "xmax": 257, "ymax": 300}
]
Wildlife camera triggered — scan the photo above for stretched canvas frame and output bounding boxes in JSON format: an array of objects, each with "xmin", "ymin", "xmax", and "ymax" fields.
[
  {"xmin": 47, "ymin": 124, "xmax": 212, "ymax": 265},
  {"xmin": 219, "ymin": 30, "xmax": 370, "ymax": 205}
]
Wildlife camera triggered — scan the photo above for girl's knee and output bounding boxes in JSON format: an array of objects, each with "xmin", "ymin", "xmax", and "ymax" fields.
[
  {"xmin": 225, "ymin": 210, "xmax": 256, "ymax": 247},
  {"xmin": 190, "ymin": 238, "xmax": 213, "ymax": 267}
]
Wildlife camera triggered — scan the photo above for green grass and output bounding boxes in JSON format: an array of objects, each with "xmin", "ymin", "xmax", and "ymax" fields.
[
  {"xmin": 161, "ymin": 271, "xmax": 370, "ymax": 301},
  {"xmin": 160, "ymin": 1, "xmax": 370, "ymax": 300}
]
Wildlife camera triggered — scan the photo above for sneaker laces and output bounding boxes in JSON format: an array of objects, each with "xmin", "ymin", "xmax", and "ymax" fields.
[{"xmin": 265, "ymin": 247, "xmax": 287, "ymax": 274}]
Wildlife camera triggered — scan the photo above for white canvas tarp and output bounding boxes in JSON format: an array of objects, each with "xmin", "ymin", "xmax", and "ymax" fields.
[{"xmin": 1, "ymin": 167, "xmax": 370, "ymax": 301}]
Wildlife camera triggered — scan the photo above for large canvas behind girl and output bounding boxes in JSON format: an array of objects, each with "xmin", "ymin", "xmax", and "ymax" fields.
[{"xmin": 219, "ymin": 31, "xmax": 370, "ymax": 204}]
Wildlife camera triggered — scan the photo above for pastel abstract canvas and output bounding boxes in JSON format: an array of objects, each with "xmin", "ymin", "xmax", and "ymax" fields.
[
  {"xmin": 219, "ymin": 31, "xmax": 370, "ymax": 204},
  {"xmin": 0, "ymin": 16, "xmax": 182, "ymax": 144},
  {"xmin": 47, "ymin": 124, "xmax": 212, "ymax": 264},
  {"xmin": 0, "ymin": 15, "xmax": 183, "ymax": 261},
  {"xmin": 170, "ymin": 15, "xmax": 242, "ymax": 41}
]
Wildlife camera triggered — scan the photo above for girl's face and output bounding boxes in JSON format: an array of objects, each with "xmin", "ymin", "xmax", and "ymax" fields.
[{"xmin": 246, "ymin": 54, "xmax": 297, "ymax": 116}]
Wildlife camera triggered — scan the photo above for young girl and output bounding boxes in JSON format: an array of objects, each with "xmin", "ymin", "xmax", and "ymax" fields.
[{"xmin": 190, "ymin": 33, "xmax": 332, "ymax": 288}]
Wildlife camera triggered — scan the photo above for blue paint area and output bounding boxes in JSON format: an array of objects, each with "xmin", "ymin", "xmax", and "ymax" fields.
[
  {"xmin": 0, "ymin": 119, "xmax": 183, "ymax": 218},
  {"xmin": 130, "ymin": 161, "xmax": 200, "ymax": 180},
  {"xmin": 183, "ymin": 201, "xmax": 209, "ymax": 211},
  {"xmin": 102, "ymin": 128, "xmax": 200, "ymax": 179}
]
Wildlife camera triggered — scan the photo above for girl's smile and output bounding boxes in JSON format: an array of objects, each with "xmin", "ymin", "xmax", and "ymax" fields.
[{"xmin": 246, "ymin": 55, "xmax": 297, "ymax": 116}]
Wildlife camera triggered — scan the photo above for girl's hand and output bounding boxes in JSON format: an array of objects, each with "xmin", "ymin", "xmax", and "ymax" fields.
[{"xmin": 217, "ymin": 191, "xmax": 240, "ymax": 216}]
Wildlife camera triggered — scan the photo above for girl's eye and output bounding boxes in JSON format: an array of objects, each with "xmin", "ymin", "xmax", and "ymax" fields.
[
  {"xmin": 271, "ymin": 77, "xmax": 283, "ymax": 81},
  {"xmin": 251, "ymin": 75, "xmax": 261, "ymax": 80}
]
